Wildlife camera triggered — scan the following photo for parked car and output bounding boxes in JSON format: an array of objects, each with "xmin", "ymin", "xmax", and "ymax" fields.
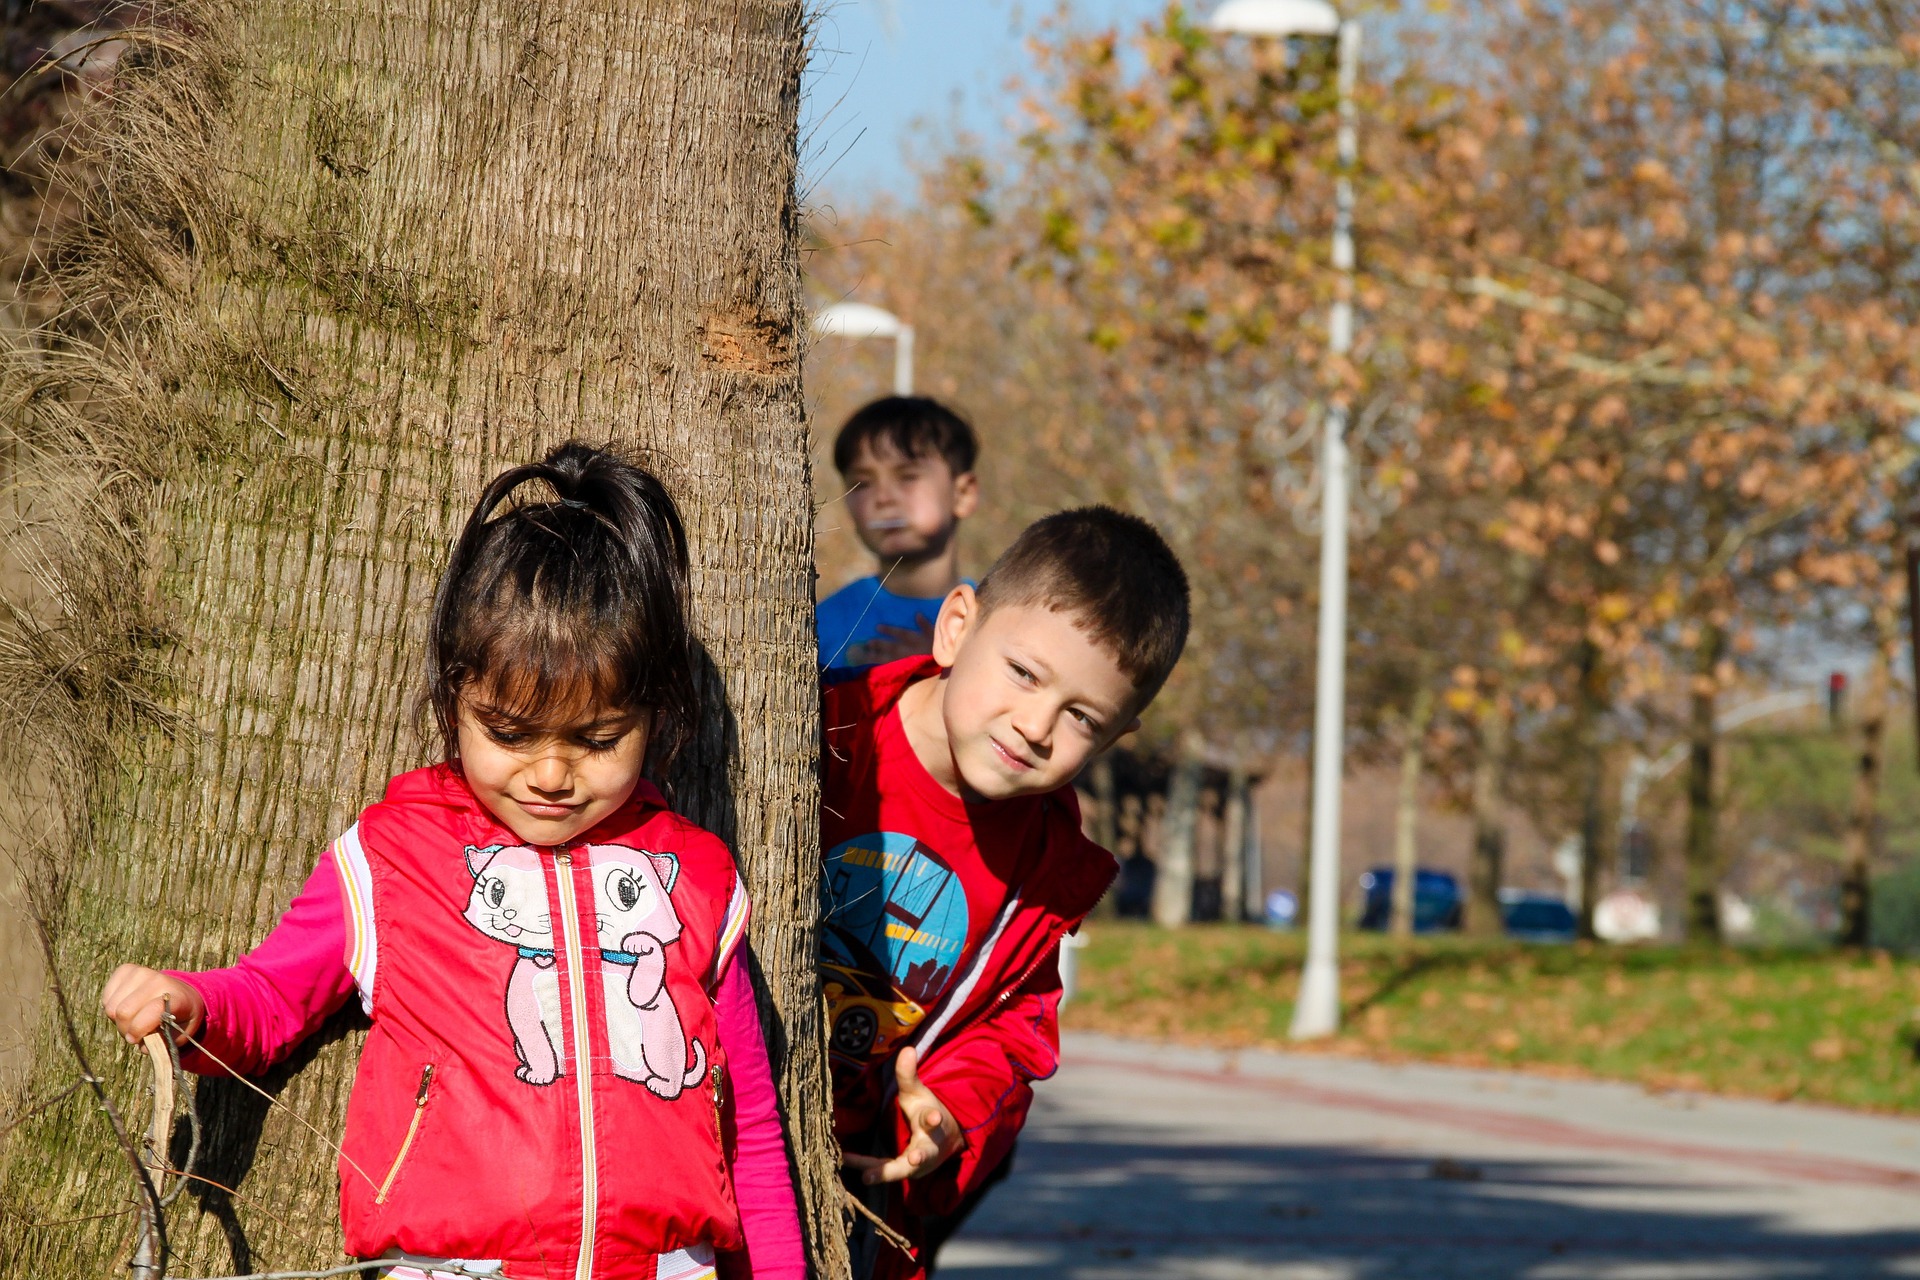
[
  {"xmin": 1499, "ymin": 889, "xmax": 1578, "ymax": 943},
  {"xmin": 1357, "ymin": 868, "xmax": 1462, "ymax": 933}
]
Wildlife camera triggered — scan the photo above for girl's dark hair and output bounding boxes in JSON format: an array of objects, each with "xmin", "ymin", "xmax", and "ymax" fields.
[{"xmin": 427, "ymin": 441, "xmax": 698, "ymax": 776}]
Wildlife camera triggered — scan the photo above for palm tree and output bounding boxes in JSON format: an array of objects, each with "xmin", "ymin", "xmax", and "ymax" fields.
[{"xmin": 0, "ymin": 2, "xmax": 844, "ymax": 1275}]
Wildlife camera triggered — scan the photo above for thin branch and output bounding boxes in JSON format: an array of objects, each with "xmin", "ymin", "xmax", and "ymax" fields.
[
  {"xmin": 840, "ymin": 1183, "xmax": 918, "ymax": 1260},
  {"xmin": 0, "ymin": 1077, "xmax": 85, "ymax": 1138},
  {"xmin": 157, "ymin": 1011, "xmax": 201, "ymax": 1209},
  {"xmin": 1558, "ymin": 350, "xmax": 1920, "ymax": 416},
  {"xmin": 0, "ymin": 1202, "xmax": 137, "ymax": 1228},
  {"xmin": 149, "ymin": 1168, "xmax": 294, "ymax": 1231},
  {"xmin": 168, "ymin": 1261, "xmax": 503, "ymax": 1280},
  {"xmin": 1396, "ymin": 265, "xmax": 1920, "ymax": 418},
  {"xmin": 173, "ymin": 1027, "xmax": 379, "ymax": 1190},
  {"xmin": 33, "ymin": 915, "xmax": 168, "ymax": 1277},
  {"xmin": 1400, "ymin": 268, "xmax": 1616, "ymax": 323}
]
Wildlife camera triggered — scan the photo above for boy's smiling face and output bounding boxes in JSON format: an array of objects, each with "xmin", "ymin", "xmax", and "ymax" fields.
[
  {"xmin": 905, "ymin": 586, "xmax": 1140, "ymax": 801},
  {"xmin": 842, "ymin": 439, "xmax": 979, "ymax": 566}
]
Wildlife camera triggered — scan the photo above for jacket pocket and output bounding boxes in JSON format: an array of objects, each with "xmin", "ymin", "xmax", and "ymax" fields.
[{"xmin": 374, "ymin": 1063, "xmax": 435, "ymax": 1205}]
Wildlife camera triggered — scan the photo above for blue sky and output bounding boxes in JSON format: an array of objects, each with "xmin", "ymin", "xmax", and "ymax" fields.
[{"xmin": 802, "ymin": 0, "xmax": 1168, "ymax": 202}]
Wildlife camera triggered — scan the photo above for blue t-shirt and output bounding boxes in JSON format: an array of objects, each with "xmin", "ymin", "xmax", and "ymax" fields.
[{"xmin": 816, "ymin": 576, "xmax": 956, "ymax": 669}]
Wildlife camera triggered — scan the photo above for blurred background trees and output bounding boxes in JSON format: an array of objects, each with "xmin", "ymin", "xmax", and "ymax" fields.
[{"xmin": 805, "ymin": 0, "xmax": 1920, "ymax": 947}]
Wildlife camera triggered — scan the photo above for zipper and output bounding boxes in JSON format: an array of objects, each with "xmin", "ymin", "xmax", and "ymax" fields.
[
  {"xmin": 993, "ymin": 941, "xmax": 1059, "ymax": 1009},
  {"xmin": 985, "ymin": 846, "xmax": 1115, "ymax": 1012},
  {"xmin": 929, "ymin": 920, "xmax": 1063, "ymax": 1077},
  {"xmin": 554, "ymin": 849, "xmax": 598, "ymax": 1280},
  {"xmin": 373, "ymin": 1064, "xmax": 434, "ymax": 1204},
  {"xmin": 710, "ymin": 1062, "xmax": 726, "ymax": 1148},
  {"xmin": 910, "ymin": 896, "xmax": 1021, "ymax": 1061}
]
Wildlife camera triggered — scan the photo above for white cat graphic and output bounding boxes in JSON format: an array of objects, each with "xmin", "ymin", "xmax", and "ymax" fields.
[{"xmin": 463, "ymin": 844, "xmax": 707, "ymax": 1098}]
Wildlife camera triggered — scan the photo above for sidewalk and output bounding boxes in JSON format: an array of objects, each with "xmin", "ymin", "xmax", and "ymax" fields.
[{"xmin": 939, "ymin": 1032, "xmax": 1920, "ymax": 1278}]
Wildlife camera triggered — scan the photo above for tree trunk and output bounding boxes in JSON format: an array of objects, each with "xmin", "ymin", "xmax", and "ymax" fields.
[
  {"xmin": 1242, "ymin": 778, "xmax": 1264, "ymax": 923},
  {"xmin": 1295, "ymin": 752, "xmax": 1314, "ymax": 923},
  {"xmin": 1839, "ymin": 615, "xmax": 1894, "ymax": 948},
  {"xmin": 1152, "ymin": 739, "xmax": 1204, "ymax": 929},
  {"xmin": 1220, "ymin": 763, "xmax": 1249, "ymax": 924},
  {"xmin": 1466, "ymin": 553, "xmax": 1531, "ymax": 940},
  {"xmin": 1575, "ymin": 641, "xmax": 1607, "ymax": 941},
  {"xmin": 1389, "ymin": 684, "xmax": 1433, "ymax": 941},
  {"xmin": 1086, "ymin": 754, "xmax": 1119, "ymax": 920},
  {"xmin": 1466, "ymin": 693, "xmax": 1511, "ymax": 938},
  {"xmin": 0, "ymin": 4, "xmax": 846, "ymax": 1277},
  {"xmin": 1088, "ymin": 753, "xmax": 1118, "ymax": 852},
  {"xmin": 1683, "ymin": 621, "xmax": 1727, "ymax": 943}
]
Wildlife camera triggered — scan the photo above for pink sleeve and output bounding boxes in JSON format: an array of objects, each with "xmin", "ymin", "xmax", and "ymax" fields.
[
  {"xmin": 167, "ymin": 855, "xmax": 357, "ymax": 1078},
  {"xmin": 713, "ymin": 946, "xmax": 805, "ymax": 1280}
]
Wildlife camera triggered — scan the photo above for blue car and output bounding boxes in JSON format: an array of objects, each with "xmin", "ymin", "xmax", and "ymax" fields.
[
  {"xmin": 1499, "ymin": 891, "xmax": 1578, "ymax": 943},
  {"xmin": 1357, "ymin": 868, "xmax": 1462, "ymax": 933}
]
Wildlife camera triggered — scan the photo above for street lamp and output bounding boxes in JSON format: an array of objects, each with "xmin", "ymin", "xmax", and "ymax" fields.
[
  {"xmin": 812, "ymin": 301, "xmax": 915, "ymax": 396},
  {"xmin": 1209, "ymin": 0, "xmax": 1359, "ymax": 1041}
]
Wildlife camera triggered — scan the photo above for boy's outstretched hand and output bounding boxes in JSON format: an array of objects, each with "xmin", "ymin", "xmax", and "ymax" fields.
[
  {"xmin": 100, "ymin": 964, "xmax": 205, "ymax": 1047},
  {"xmin": 843, "ymin": 1046, "xmax": 964, "ymax": 1185}
]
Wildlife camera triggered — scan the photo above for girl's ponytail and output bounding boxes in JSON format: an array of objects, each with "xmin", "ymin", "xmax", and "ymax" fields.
[{"xmin": 427, "ymin": 442, "xmax": 700, "ymax": 778}]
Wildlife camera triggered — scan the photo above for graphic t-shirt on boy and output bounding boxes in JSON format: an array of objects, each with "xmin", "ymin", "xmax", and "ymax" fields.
[
  {"xmin": 818, "ymin": 687, "xmax": 1049, "ymax": 1123},
  {"xmin": 816, "ymin": 576, "xmax": 962, "ymax": 670}
]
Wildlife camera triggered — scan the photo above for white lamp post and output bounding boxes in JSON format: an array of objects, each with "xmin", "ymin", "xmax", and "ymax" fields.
[
  {"xmin": 812, "ymin": 301, "xmax": 915, "ymax": 396},
  {"xmin": 1209, "ymin": 0, "xmax": 1359, "ymax": 1041}
]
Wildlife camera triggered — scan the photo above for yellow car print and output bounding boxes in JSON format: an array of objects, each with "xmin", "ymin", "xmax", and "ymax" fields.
[{"xmin": 822, "ymin": 963, "xmax": 926, "ymax": 1060}]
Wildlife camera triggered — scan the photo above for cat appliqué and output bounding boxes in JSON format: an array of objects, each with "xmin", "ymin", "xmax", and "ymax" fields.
[{"xmin": 463, "ymin": 843, "xmax": 707, "ymax": 1098}]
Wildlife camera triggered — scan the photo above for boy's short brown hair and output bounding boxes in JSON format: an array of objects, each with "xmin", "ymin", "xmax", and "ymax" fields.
[
  {"xmin": 832, "ymin": 396, "xmax": 978, "ymax": 478},
  {"xmin": 976, "ymin": 506, "xmax": 1190, "ymax": 707}
]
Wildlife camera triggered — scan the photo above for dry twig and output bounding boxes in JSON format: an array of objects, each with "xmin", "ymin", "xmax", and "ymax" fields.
[{"xmin": 839, "ymin": 1183, "xmax": 918, "ymax": 1260}]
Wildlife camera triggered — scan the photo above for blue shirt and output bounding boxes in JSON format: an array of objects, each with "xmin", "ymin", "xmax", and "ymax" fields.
[{"xmin": 816, "ymin": 576, "xmax": 958, "ymax": 670}]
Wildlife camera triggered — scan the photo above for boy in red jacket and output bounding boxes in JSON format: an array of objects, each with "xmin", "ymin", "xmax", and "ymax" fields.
[{"xmin": 820, "ymin": 506, "xmax": 1190, "ymax": 1278}]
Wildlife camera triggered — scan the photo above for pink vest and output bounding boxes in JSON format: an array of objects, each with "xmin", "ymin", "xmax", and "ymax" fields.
[{"xmin": 337, "ymin": 765, "xmax": 744, "ymax": 1277}]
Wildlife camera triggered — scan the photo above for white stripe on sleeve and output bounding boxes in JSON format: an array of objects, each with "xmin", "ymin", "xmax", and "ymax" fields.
[{"xmin": 331, "ymin": 823, "xmax": 378, "ymax": 1016}]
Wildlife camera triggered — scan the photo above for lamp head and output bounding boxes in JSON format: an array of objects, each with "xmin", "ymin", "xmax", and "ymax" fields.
[
  {"xmin": 812, "ymin": 301, "xmax": 905, "ymax": 339},
  {"xmin": 1207, "ymin": 0, "xmax": 1341, "ymax": 37}
]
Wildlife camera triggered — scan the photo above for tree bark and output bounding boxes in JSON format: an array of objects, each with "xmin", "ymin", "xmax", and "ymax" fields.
[
  {"xmin": 1295, "ymin": 753, "xmax": 1314, "ymax": 923},
  {"xmin": 1088, "ymin": 753, "xmax": 1118, "ymax": 853},
  {"xmin": 1575, "ymin": 641, "xmax": 1607, "ymax": 941},
  {"xmin": 1683, "ymin": 621, "xmax": 1727, "ymax": 943},
  {"xmin": 1085, "ymin": 754, "xmax": 1119, "ymax": 920},
  {"xmin": 1152, "ymin": 739, "xmax": 1204, "ymax": 929},
  {"xmin": 1839, "ymin": 613, "xmax": 1894, "ymax": 948},
  {"xmin": 1389, "ymin": 684, "xmax": 1434, "ymax": 941},
  {"xmin": 1242, "ymin": 779, "xmax": 1264, "ymax": 923},
  {"xmin": 0, "ymin": 3, "xmax": 846, "ymax": 1277},
  {"xmin": 1466, "ymin": 692, "xmax": 1511, "ymax": 938},
  {"xmin": 1466, "ymin": 553, "xmax": 1532, "ymax": 940},
  {"xmin": 1220, "ymin": 763, "xmax": 1249, "ymax": 924}
]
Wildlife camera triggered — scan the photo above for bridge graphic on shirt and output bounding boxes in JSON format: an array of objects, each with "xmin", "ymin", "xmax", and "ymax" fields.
[{"xmin": 820, "ymin": 832, "xmax": 970, "ymax": 1066}]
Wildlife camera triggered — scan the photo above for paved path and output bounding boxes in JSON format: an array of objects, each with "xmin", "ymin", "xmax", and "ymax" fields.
[{"xmin": 940, "ymin": 1032, "xmax": 1920, "ymax": 1279}]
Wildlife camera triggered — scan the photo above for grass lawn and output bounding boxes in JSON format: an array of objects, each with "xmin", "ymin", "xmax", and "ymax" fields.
[{"xmin": 1062, "ymin": 923, "xmax": 1920, "ymax": 1113}]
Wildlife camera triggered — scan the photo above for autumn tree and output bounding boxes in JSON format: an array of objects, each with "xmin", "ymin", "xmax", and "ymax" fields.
[{"xmin": 810, "ymin": 0, "xmax": 1920, "ymax": 947}]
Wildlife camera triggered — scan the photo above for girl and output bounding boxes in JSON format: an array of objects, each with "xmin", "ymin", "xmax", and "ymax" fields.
[{"xmin": 101, "ymin": 443, "xmax": 805, "ymax": 1280}]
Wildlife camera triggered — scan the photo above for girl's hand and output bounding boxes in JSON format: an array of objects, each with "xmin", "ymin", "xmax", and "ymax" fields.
[{"xmin": 100, "ymin": 965, "xmax": 206, "ymax": 1047}]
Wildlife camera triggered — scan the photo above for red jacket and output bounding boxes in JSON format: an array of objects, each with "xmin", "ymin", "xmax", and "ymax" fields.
[
  {"xmin": 340, "ymin": 765, "xmax": 744, "ymax": 1277},
  {"xmin": 823, "ymin": 660, "xmax": 1117, "ymax": 1278}
]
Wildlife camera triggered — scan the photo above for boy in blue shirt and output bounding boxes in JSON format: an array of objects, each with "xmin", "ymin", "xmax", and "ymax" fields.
[{"xmin": 818, "ymin": 397, "xmax": 980, "ymax": 669}]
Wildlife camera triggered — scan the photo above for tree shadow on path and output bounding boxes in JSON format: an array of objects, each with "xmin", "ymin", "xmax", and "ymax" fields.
[{"xmin": 942, "ymin": 1110, "xmax": 1920, "ymax": 1279}]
